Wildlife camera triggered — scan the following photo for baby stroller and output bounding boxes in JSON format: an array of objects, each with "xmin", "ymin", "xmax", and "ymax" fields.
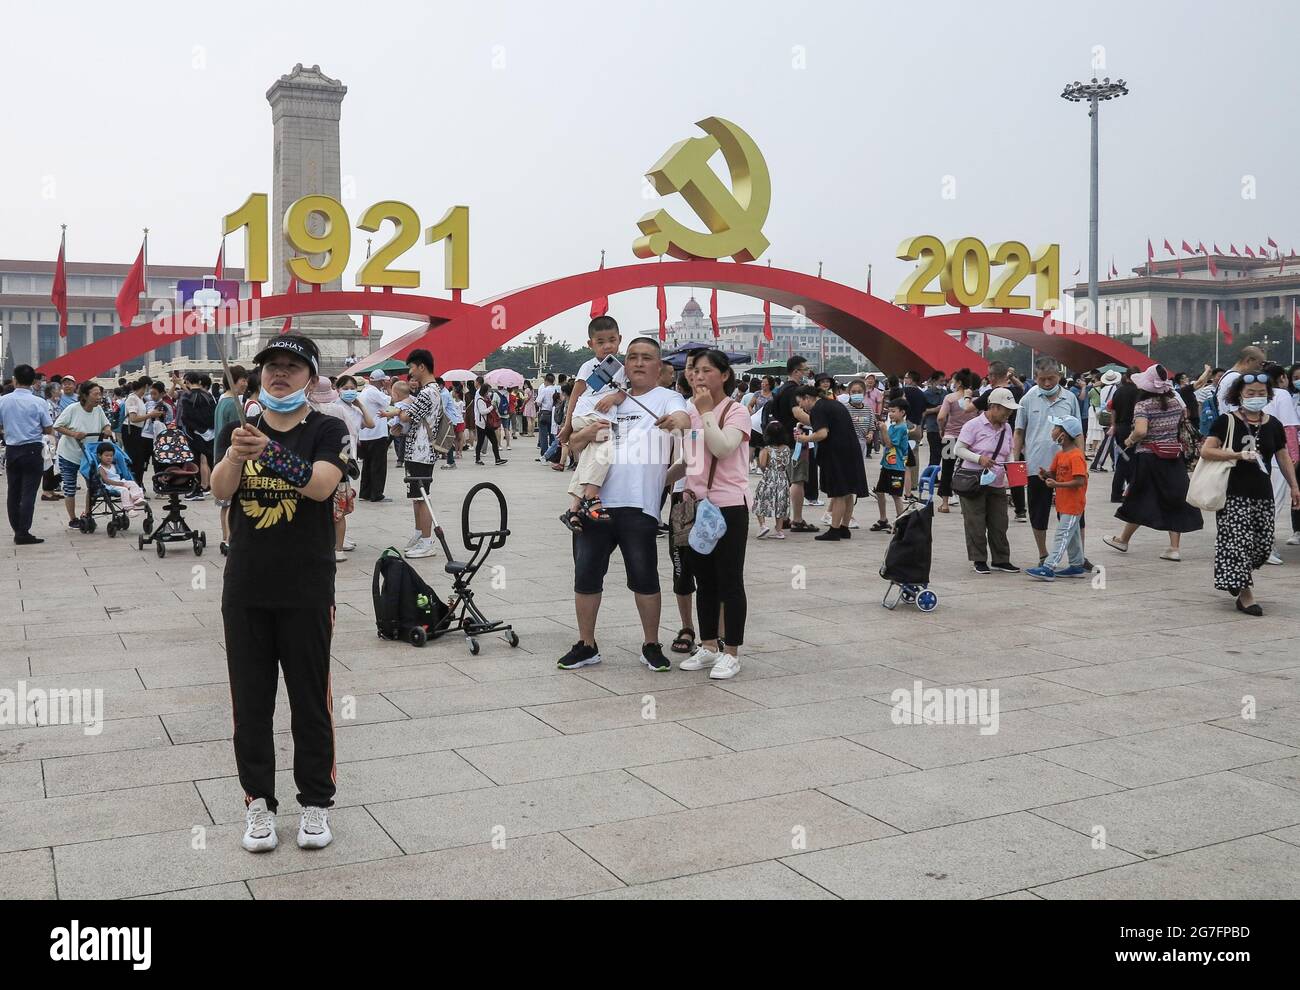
[
  {"xmin": 78, "ymin": 439, "xmax": 154, "ymax": 538},
  {"xmin": 136, "ymin": 425, "xmax": 207, "ymax": 558},
  {"xmin": 376, "ymin": 479, "xmax": 519, "ymax": 655},
  {"xmin": 880, "ymin": 465, "xmax": 939, "ymax": 612}
]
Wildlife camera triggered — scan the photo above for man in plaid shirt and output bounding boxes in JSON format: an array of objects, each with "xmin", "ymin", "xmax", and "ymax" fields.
[{"xmin": 397, "ymin": 348, "xmax": 444, "ymax": 559}]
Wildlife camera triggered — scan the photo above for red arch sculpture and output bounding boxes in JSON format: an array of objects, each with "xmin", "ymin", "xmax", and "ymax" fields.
[
  {"xmin": 43, "ymin": 261, "xmax": 1151, "ymax": 380},
  {"xmin": 349, "ymin": 261, "xmax": 1153, "ymax": 375}
]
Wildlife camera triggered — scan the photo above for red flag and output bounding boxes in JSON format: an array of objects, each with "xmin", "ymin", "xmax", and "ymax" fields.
[
  {"xmin": 1293, "ymin": 306, "xmax": 1300, "ymax": 344},
  {"xmin": 1163, "ymin": 238, "xmax": 1175, "ymax": 256},
  {"xmin": 52, "ymin": 230, "xmax": 69, "ymax": 338},
  {"xmin": 1268, "ymin": 236, "xmax": 1278, "ymax": 249},
  {"xmin": 1230, "ymin": 244, "xmax": 1240, "ymax": 256},
  {"xmin": 214, "ymin": 242, "xmax": 225, "ymax": 279},
  {"xmin": 589, "ymin": 254, "xmax": 608, "ymax": 318},
  {"xmin": 709, "ymin": 288, "xmax": 719, "ymax": 339},
  {"xmin": 960, "ymin": 329, "xmax": 969, "ymax": 346},
  {"xmin": 756, "ymin": 342, "xmax": 765, "ymax": 363},
  {"xmin": 1147, "ymin": 238, "xmax": 1154, "ymax": 263},
  {"xmin": 1148, "ymin": 316, "xmax": 1159, "ymax": 343},
  {"xmin": 1218, "ymin": 308, "xmax": 1233, "ymax": 346},
  {"xmin": 1197, "ymin": 242, "xmax": 1207, "ymax": 255},
  {"xmin": 360, "ymin": 313, "xmax": 371, "ymax": 338},
  {"xmin": 115, "ymin": 244, "xmax": 146, "ymax": 327},
  {"xmin": 1207, "ymin": 255, "xmax": 1219, "ymax": 277},
  {"xmin": 1181, "ymin": 240, "xmax": 1194, "ymax": 255},
  {"xmin": 1213, "ymin": 243, "xmax": 1223, "ymax": 255},
  {"xmin": 1245, "ymin": 245, "xmax": 1255, "ymax": 258},
  {"xmin": 762, "ymin": 298, "xmax": 773, "ymax": 342},
  {"xmin": 280, "ymin": 273, "xmax": 298, "ymax": 335},
  {"xmin": 656, "ymin": 284, "xmax": 667, "ymax": 343}
]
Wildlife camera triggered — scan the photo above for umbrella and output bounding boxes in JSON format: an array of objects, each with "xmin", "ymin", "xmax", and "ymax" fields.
[
  {"xmin": 353, "ymin": 357, "xmax": 409, "ymax": 377},
  {"xmin": 484, "ymin": 368, "xmax": 525, "ymax": 388},
  {"xmin": 664, "ymin": 350, "xmax": 752, "ymax": 370},
  {"xmin": 440, "ymin": 369, "xmax": 478, "ymax": 382}
]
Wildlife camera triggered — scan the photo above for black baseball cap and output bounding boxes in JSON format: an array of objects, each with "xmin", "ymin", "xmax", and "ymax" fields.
[{"xmin": 252, "ymin": 334, "xmax": 320, "ymax": 375}]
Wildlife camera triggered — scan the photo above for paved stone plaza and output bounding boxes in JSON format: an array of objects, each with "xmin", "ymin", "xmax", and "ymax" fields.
[{"xmin": 2, "ymin": 453, "xmax": 1299, "ymax": 900}]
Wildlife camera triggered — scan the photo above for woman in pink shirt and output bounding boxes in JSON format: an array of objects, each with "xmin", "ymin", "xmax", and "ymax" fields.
[
  {"xmin": 678, "ymin": 349, "xmax": 752, "ymax": 681},
  {"xmin": 936, "ymin": 369, "xmax": 980, "ymax": 512}
]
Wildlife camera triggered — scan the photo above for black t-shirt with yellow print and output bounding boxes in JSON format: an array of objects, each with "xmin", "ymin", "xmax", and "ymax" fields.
[{"xmin": 219, "ymin": 410, "xmax": 349, "ymax": 608}]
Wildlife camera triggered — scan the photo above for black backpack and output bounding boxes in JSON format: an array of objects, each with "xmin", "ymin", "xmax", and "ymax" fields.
[{"xmin": 372, "ymin": 549, "xmax": 451, "ymax": 644}]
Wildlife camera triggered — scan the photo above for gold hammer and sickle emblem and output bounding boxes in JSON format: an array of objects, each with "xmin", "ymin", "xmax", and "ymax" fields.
[{"xmin": 633, "ymin": 116, "xmax": 771, "ymax": 263}]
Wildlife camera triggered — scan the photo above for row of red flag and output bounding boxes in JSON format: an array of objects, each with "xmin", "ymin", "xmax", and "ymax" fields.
[{"xmin": 49, "ymin": 234, "xmax": 370, "ymax": 339}]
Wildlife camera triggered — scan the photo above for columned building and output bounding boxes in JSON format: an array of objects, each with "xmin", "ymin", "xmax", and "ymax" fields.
[
  {"xmin": 1065, "ymin": 253, "xmax": 1300, "ymax": 339},
  {"xmin": 656, "ymin": 296, "xmax": 872, "ymax": 368},
  {"xmin": 0, "ymin": 259, "xmax": 248, "ymax": 378}
]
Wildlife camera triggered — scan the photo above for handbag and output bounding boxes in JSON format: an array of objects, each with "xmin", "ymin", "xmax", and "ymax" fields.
[
  {"xmin": 1186, "ymin": 414, "xmax": 1235, "ymax": 511},
  {"xmin": 952, "ymin": 426, "xmax": 1004, "ymax": 496}
]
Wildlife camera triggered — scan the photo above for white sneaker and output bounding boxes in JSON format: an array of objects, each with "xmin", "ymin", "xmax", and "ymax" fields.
[
  {"xmin": 679, "ymin": 645, "xmax": 721, "ymax": 670},
  {"xmin": 404, "ymin": 530, "xmax": 423, "ymax": 550},
  {"xmin": 709, "ymin": 653, "xmax": 741, "ymax": 680},
  {"xmin": 806, "ymin": 498, "xmax": 824, "ymax": 506},
  {"xmin": 341, "ymin": 539, "xmax": 357, "ymax": 551},
  {"xmin": 821, "ymin": 512, "xmax": 833, "ymax": 525},
  {"xmin": 1287, "ymin": 532, "xmax": 1300, "ymax": 546},
  {"xmin": 405, "ymin": 538, "xmax": 437, "ymax": 559},
  {"xmin": 1265, "ymin": 551, "xmax": 1284, "ymax": 566},
  {"xmin": 335, "ymin": 550, "xmax": 347, "ymax": 562},
  {"xmin": 755, "ymin": 526, "xmax": 770, "ymax": 540},
  {"xmin": 297, "ymin": 806, "xmax": 332, "ymax": 849},
  {"xmin": 241, "ymin": 798, "xmax": 278, "ymax": 853},
  {"xmin": 847, "ymin": 519, "xmax": 860, "ymax": 529}
]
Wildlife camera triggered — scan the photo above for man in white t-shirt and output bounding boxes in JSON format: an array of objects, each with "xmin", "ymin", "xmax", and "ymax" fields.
[
  {"xmin": 535, "ymin": 374, "xmax": 559, "ymax": 459},
  {"xmin": 1216, "ymin": 345, "xmax": 1266, "ymax": 413},
  {"xmin": 357, "ymin": 370, "xmax": 394, "ymax": 502},
  {"xmin": 558, "ymin": 337, "xmax": 688, "ymax": 674}
]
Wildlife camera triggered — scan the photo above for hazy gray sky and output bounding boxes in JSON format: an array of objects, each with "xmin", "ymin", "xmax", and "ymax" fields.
[{"xmin": 4, "ymin": 0, "xmax": 1297, "ymax": 346}]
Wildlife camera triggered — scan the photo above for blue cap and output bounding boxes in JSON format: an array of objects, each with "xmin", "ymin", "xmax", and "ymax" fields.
[{"xmin": 1049, "ymin": 414, "xmax": 1083, "ymax": 438}]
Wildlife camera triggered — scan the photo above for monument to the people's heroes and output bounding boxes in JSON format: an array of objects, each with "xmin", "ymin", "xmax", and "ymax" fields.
[{"xmin": 241, "ymin": 64, "xmax": 365, "ymax": 372}]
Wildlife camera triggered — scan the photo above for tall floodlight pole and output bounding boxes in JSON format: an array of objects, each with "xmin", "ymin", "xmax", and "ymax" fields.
[{"xmin": 1061, "ymin": 77, "xmax": 1129, "ymax": 333}]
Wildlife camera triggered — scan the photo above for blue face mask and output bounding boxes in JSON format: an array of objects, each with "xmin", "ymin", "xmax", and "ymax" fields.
[
  {"xmin": 849, "ymin": 394, "xmax": 865, "ymax": 405},
  {"xmin": 259, "ymin": 387, "xmax": 308, "ymax": 413},
  {"xmin": 340, "ymin": 389, "xmax": 358, "ymax": 403},
  {"xmin": 1242, "ymin": 396, "xmax": 1269, "ymax": 412},
  {"xmin": 1041, "ymin": 383, "xmax": 1061, "ymax": 396}
]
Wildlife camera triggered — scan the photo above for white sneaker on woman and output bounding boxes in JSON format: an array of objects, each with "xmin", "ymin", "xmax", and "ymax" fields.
[
  {"xmin": 680, "ymin": 645, "xmax": 721, "ymax": 670},
  {"xmin": 406, "ymin": 539, "xmax": 437, "ymax": 559},
  {"xmin": 709, "ymin": 654, "xmax": 741, "ymax": 679},
  {"xmin": 1287, "ymin": 532, "xmax": 1300, "ymax": 546},
  {"xmin": 242, "ymin": 798, "xmax": 277, "ymax": 853},
  {"xmin": 1265, "ymin": 551, "xmax": 1284, "ymax": 566},
  {"xmin": 405, "ymin": 530, "xmax": 423, "ymax": 550}
]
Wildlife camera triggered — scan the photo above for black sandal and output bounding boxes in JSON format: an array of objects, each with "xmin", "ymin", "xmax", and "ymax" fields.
[
  {"xmin": 671, "ymin": 627, "xmax": 696, "ymax": 654},
  {"xmin": 559, "ymin": 509, "xmax": 585, "ymax": 533},
  {"xmin": 578, "ymin": 497, "xmax": 611, "ymax": 523}
]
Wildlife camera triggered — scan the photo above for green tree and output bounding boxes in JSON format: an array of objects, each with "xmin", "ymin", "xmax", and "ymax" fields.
[{"xmin": 484, "ymin": 342, "xmax": 595, "ymax": 377}]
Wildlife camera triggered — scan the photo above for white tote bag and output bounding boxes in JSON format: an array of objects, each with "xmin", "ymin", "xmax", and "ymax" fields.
[{"xmin": 1186, "ymin": 414, "xmax": 1235, "ymax": 512}]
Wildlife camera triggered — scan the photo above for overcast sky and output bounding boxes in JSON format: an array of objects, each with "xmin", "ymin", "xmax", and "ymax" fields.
[{"xmin": 3, "ymin": 0, "xmax": 1297, "ymax": 346}]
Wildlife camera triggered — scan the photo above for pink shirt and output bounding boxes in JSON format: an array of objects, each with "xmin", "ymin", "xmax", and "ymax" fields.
[
  {"xmin": 956, "ymin": 413, "xmax": 1012, "ymax": 488},
  {"xmin": 685, "ymin": 398, "xmax": 752, "ymax": 507}
]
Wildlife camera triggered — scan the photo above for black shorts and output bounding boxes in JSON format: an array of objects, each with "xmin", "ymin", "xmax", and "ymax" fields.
[
  {"xmin": 186, "ymin": 433, "xmax": 214, "ymax": 466},
  {"xmin": 1026, "ymin": 474, "xmax": 1053, "ymax": 530},
  {"xmin": 573, "ymin": 506, "xmax": 660, "ymax": 596},
  {"xmin": 876, "ymin": 469, "xmax": 905, "ymax": 496},
  {"xmin": 405, "ymin": 460, "xmax": 434, "ymax": 499}
]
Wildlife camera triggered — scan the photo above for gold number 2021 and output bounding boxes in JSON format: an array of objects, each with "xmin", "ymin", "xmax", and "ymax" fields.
[{"xmin": 894, "ymin": 236, "xmax": 1059, "ymax": 312}]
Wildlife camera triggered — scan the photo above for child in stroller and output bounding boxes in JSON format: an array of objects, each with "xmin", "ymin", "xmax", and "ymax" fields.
[
  {"xmin": 78, "ymin": 439, "xmax": 153, "ymax": 538},
  {"xmin": 136, "ymin": 424, "xmax": 206, "ymax": 556}
]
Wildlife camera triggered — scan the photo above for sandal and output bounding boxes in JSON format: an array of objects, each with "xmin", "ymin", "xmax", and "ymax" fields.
[
  {"xmin": 671, "ymin": 627, "xmax": 696, "ymax": 654},
  {"xmin": 789, "ymin": 520, "xmax": 819, "ymax": 533},
  {"xmin": 559, "ymin": 509, "xmax": 585, "ymax": 533},
  {"xmin": 578, "ymin": 496, "xmax": 611, "ymax": 523}
]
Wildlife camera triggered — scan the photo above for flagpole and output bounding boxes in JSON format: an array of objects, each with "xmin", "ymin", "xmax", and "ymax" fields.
[
  {"xmin": 1215, "ymin": 304, "xmax": 1220, "ymax": 367},
  {"xmin": 1293, "ymin": 298, "xmax": 1296, "ymax": 367}
]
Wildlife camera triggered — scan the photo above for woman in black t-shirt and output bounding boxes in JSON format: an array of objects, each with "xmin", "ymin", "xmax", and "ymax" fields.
[
  {"xmin": 211, "ymin": 335, "xmax": 349, "ymax": 854},
  {"xmin": 1200, "ymin": 373, "xmax": 1300, "ymax": 615}
]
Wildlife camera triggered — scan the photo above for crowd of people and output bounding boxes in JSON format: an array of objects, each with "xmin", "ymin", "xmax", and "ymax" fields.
[{"xmin": 2, "ymin": 330, "xmax": 1299, "ymax": 855}]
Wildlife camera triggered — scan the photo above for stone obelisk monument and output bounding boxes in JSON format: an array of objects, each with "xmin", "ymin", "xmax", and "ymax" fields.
[{"xmin": 251, "ymin": 64, "xmax": 367, "ymax": 373}]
